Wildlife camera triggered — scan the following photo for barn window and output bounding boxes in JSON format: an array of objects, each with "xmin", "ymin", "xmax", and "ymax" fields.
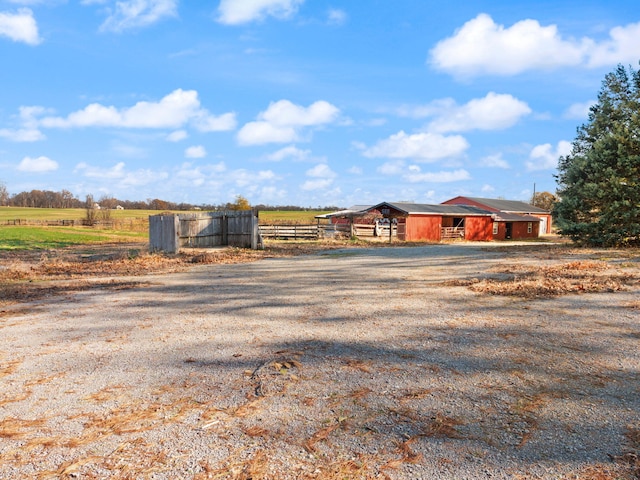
[
  {"xmin": 493, "ymin": 222, "xmax": 498, "ymax": 235},
  {"xmin": 527, "ymin": 222, "xmax": 532, "ymax": 233}
]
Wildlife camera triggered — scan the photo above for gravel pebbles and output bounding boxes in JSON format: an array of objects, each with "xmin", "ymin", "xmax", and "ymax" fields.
[{"xmin": 0, "ymin": 242, "xmax": 638, "ymax": 479}]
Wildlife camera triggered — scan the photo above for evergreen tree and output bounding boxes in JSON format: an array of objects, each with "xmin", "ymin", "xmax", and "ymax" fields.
[{"xmin": 554, "ymin": 64, "xmax": 640, "ymax": 247}]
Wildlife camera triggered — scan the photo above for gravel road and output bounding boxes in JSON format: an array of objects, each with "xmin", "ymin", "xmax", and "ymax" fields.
[{"xmin": 0, "ymin": 243, "xmax": 638, "ymax": 479}]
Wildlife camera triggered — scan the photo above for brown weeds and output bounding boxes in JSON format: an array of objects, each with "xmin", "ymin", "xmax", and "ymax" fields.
[{"xmin": 455, "ymin": 261, "xmax": 638, "ymax": 298}]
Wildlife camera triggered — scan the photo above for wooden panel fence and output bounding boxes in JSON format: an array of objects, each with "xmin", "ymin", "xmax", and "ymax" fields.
[{"xmin": 149, "ymin": 210, "xmax": 259, "ymax": 253}]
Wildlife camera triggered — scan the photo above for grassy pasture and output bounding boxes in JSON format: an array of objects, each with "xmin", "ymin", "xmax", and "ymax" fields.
[
  {"xmin": 0, "ymin": 207, "xmax": 331, "ymax": 224},
  {"xmin": 0, "ymin": 226, "xmax": 147, "ymax": 250},
  {"xmin": 258, "ymin": 210, "xmax": 331, "ymax": 224},
  {"xmin": 0, "ymin": 207, "xmax": 162, "ymax": 221}
]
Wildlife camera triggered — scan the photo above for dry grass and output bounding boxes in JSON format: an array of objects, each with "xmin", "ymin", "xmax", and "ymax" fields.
[
  {"xmin": 0, "ymin": 417, "xmax": 45, "ymax": 439},
  {"xmin": 195, "ymin": 450, "xmax": 269, "ymax": 480},
  {"xmin": 444, "ymin": 260, "xmax": 638, "ymax": 298},
  {"xmin": 0, "ymin": 241, "xmax": 353, "ymax": 307},
  {"xmin": 303, "ymin": 423, "xmax": 342, "ymax": 453}
]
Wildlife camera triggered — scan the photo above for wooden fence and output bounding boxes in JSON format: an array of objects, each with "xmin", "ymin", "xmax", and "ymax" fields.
[
  {"xmin": 258, "ymin": 223, "xmax": 353, "ymax": 240},
  {"xmin": 258, "ymin": 223, "xmax": 398, "ymax": 240},
  {"xmin": 149, "ymin": 211, "xmax": 260, "ymax": 253},
  {"xmin": 2, "ymin": 218, "xmax": 148, "ymax": 231}
]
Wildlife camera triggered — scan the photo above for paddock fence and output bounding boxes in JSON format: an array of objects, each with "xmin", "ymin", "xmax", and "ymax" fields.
[{"xmin": 2, "ymin": 218, "xmax": 149, "ymax": 231}]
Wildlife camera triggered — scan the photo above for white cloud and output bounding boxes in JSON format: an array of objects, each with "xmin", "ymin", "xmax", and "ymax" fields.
[
  {"xmin": 260, "ymin": 99, "xmax": 339, "ymax": 127},
  {"xmin": 377, "ymin": 160, "xmax": 405, "ymax": 175},
  {"xmin": 228, "ymin": 169, "xmax": 276, "ymax": 187},
  {"xmin": 0, "ymin": 128, "xmax": 44, "ymax": 142},
  {"xmin": 75, "ymin": 161, "xmax": 126, "ymax": 178},
  {"xmin": 480, "ymin": 153, "xmax": 510, "ymax": 169},
  {"xmin": 191, "ymin": 112, "xmax": 237, "ymax": 132},
  {"xmin": 0, "ymin": 8, "xmax": 41, "ymax": 45},
  {"xmin": 404, "ymin": 169, "xmax": 471, "ymax": 183},
  {"xmin": 362, "ymin": 131, "xmax": 469, "ymax": 161},
  {"xmin": 526, "ymin": 140, "xmax": 572, "ymax": 171},
  {"xmin": 237, "ymin": 99, "xmax": 340, "ymax": 146},
  {"xmin": 38, "ymin": 89, "xmax": 236, "ymax": 132},
  {"xmin": 347, "ymin": 166, "xmax": 362, "ymax": 175},
  {"xmin": 429, "ymin": 14, "xmax": 640, "ymax": 77},
  {"xmin": 301, "ymin": 178, "xmax": 334, "ymax": 191},
  {"xmin": 176, "ymin": 162, "xmax": 226, "ymax": 184},
  {"xmin": 74, "ymin": 161, "xmax": 169, "ymax": 186},
  {"xmin": 17, "ymin": 155, "xmax": 57, "ymax": 172},
  {"xmin": 237, "ymin": 122, "xmax": 297, "ymax": 145},
  {"xmin": 481, "ymin": 184, "xmax": 495, "ymax": 193},
  {"xmin": 267, "ymin": 145, "xmax": 310, "ymax": 161},
  {"xmin": 427, "ymin": 93, "xmax": 531, "ymax": 133},
  {"xmin": 98, "ymin": 0, "xmax": 178, "ymax": 32},
  {"xmin": 327, "ymin": 8, "xmax": 347, "ymax": 26},
  {"xmin": 166, "ymin": 129, "xmax": 188, "ymax": 142},
  {"xmin": 301, "ymin": 163, "xmax": 336, "ymax": 191},
  {"xmin": 217, "ymin": 0, "xmax": 304, "ymax": 25},
  {"xmin": 588, "ymin": 22, "xmax": 640, "ymax": 67},
  {"xmin": 564, "ymin": 100, "xmax": 594, "ymax": 119},
  {"xmin": 185, "ymin": 145, "xmax": 206, "ymax": 158}
]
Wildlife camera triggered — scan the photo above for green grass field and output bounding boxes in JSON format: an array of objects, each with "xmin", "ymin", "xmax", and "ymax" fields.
[
  {"xmin": 257, "ymin": 210, "xmax": 331, "ymax": 223},
  {"xmin": 0, "ymin": 207, "xmax": 161, "ymax": 222},
  {"xmin": 0, "ymin": 207, "xmax": 331, "ymax": 223},
  {"xmin": 0, "ymin": 226, "xmax": 147, "ymax": 250}
]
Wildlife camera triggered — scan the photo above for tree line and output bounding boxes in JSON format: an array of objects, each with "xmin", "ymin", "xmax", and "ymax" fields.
[{"xmin": 0, "ymin": 186, "xmax": 341, "ymax": 212}]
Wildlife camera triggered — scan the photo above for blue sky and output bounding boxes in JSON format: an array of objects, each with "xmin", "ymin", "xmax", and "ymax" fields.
[{"xmin": 1, "ymin": 0, "xmax": 639, "ymax": 207}]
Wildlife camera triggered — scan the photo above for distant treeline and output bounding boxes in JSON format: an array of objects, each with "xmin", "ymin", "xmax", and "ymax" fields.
[{"xmin": 0, "ymin": 187, "xmax": 340, "ymax": 212}]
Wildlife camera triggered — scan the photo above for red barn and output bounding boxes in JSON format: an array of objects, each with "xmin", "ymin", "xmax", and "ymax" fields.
[
  {"xmin": 366, "ymin": 202, "xmax": 494, "ymax": 242},
  {"xmin": 442, "ymin": 196, "xmax": 551, "ymax": 236}
]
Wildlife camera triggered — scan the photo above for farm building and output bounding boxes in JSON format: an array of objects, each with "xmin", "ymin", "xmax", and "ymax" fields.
[
  {"xmin": 442, "ymin": 196, "xmax": 552, "ymax": 235},
  {"xmin": 365, "ymin": 202, "xmax": 497, "ymax": 242},
  {"xmin": 320, "ymin": 200, "xmax": 544, "ymax": 242},
  {"xmin": 358, "ymin": 202, "xmax": 496, "ymax": 242}
]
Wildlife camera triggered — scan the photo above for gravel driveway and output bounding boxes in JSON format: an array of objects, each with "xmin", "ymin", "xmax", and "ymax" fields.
[{"xmin": 1, "ymin": 243, "xmax": 639, "ymax": 479}]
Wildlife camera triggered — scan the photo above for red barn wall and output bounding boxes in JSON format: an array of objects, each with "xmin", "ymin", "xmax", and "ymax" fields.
[
  {"xmin": 494, "ymin": 221, "xmax": 540, "ymax": 240},
  {"xmin": 405, "ymin": 215, "xmax": 442, "ymax": 241},
  {"xmin": 465, "ymin": 216, "xmax": 493, "ymax": 241},
  {"xmin": 511, "ymin": 221, "xmax": 539, "ymax": 239}
]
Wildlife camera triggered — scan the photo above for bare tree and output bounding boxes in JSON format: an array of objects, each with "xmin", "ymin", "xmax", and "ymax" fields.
[
  {"xmin": 0, "ymin": 182, "xmax": 8, "ymax": 206},
  {"xmin": 85, "ymin": 194, "xmax": 98, "ymax": 226}
]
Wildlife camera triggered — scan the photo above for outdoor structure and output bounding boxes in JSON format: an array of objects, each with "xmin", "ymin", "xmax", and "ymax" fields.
[
  {"xmin": 319, "ymin": 199, "xmax": 546, "ymax": 242},
  {"xmin": 342, "ymin": 202, "xmax": 495, "ymax": 242},
  {"xmin": 149, "ymin": 210, "xmax": 260, "ymax": 253},
  {"xmin": 371, "ymin": 202, "xmax": 496, "ymax": 242},
  {"xmin": 442, "ymin": 196, "xmax": 552, "ymax": 236}
]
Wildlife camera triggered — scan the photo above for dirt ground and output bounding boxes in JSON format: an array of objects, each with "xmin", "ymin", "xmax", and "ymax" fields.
[{"xmin": 0, "ymin": 241, "xmax": 639, "ymax": 479}]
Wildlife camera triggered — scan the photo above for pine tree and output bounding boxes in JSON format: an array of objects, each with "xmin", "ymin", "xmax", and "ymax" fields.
[{"xmin": 554, "ymin": 64, "xmax": 640, "ymax": 246}]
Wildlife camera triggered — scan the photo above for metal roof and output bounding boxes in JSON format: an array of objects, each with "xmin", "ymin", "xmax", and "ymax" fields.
[
  {"xmin": 371, "ymin": 202, "xmax": 493, "ymax": 216},
  {"xmin": 492, "ymin": 212, "xmax": 541, "ymax": 222},
  {"xmin": 460, "ymin": 197, "xmax": 549, "ymax": 214},
  {"xmin": 314, "ymin": 205, "xmax": 372, "ymax": 219}
]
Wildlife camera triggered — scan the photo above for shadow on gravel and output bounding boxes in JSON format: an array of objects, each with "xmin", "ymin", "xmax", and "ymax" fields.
[{"xmin": 2, "ymin": 243, "xmax": 638, "ymax": 479}]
